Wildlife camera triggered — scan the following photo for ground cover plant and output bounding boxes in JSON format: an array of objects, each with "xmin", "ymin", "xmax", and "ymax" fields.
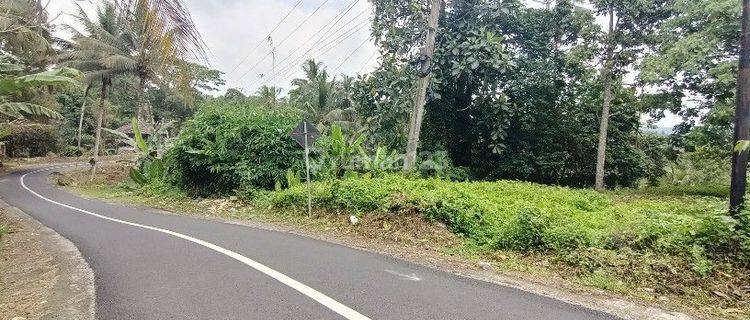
[{"xmin": 268, "ymin": 174, "xmax": 750, "ymax": 316}]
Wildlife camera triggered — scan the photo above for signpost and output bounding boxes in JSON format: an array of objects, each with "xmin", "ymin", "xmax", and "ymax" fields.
[{"xmin": 290, "ymin": 121, "xmax": 320, "ymax": 216}]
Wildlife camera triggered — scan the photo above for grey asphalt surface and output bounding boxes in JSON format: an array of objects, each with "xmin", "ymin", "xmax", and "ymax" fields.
[{"xmin": 0, "ymin": 166, "xmax": 621, "ymax": 320}]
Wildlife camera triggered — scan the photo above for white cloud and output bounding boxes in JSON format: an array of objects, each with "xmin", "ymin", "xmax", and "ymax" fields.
[{"xmin": 47, "ymin": 0, "xmax": 379, "ymax": 96}]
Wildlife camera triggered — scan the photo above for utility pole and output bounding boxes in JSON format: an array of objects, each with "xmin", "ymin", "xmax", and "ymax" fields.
[
  {"xmin": 730, "ymin": 0, "xmax": 750, "ymax": 214},
  {"xmin": 403, "ymin": 0, "xmax": 442, "ymax": 171}
]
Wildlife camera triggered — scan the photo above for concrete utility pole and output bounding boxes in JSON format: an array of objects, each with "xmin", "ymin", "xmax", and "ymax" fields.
[
  {"xmin": 730, "ymin": 0, "xmax": 750, "ymax": 214},
  {"xmin": 403, "ymin": 0, "xmax": 442, "ymax": 171}
]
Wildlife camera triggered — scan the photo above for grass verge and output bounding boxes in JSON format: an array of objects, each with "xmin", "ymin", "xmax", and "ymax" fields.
[{"xmin": 64, "ymin": 165, "xmax": 749, "ymax": 320}]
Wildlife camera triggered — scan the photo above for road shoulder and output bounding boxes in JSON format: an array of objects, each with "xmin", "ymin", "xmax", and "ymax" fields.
[
  {"xmin": 62, "ymin": 165, "xmax": 697, "ymax": 320},
  {"xmin": 0, "ymin": 198, "xmax": 95, "ymax": 320}
]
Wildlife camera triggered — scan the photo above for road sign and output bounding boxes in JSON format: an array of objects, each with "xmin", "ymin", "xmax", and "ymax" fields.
[
  {"xmin": 289, "ymin": 121, "xmax": 319, "ymax": 217},
  {"xmin": 290, "ymin": 121, "xmax": 320, "ymax": 148}
]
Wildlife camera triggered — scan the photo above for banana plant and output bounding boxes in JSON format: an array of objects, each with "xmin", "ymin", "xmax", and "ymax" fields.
[
  {"xmin": 359, "ymin": 146, "xmax": 403, "ymax": 176},
  {"xmin": 104, "ymin": 117, "xmax": 169, "ymax": 185},
  {"xmin": 0, "ymin": 56, "xmax": 81, "ymax": 120},
  {"xmin": 314, "ymin": 123, "xmax": 365, "ymax": 178}
]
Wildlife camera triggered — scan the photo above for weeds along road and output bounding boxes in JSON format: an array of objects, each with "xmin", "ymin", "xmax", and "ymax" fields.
[{"xmin": 1, "ymin": 166, "xmax": 620, "ymax": 320}]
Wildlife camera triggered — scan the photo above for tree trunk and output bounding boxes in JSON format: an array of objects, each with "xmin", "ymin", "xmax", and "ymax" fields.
[
  {"xmin": 77, "ymin": 84, "xmax": 91, "ymax": 151},
  {"xmin": 595, "ymin": 9, "xmax": 615, "ymax": 191},
  {"xmin": 90, "ymin": 81, "xmax": 108, "ymax": 178},
  {"xmin": 403, "ymin": 0, "xmax": 442, "ymax": 171},
  {"xmin": 136, "ymin": 77, "xmax": 154, "ymax": 131},
  {"xmin": 730, "ymin": 0, "xmax": 750, "ymax": 214}
]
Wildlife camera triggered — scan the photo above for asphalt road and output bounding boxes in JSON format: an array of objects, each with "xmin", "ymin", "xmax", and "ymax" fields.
[{"xmin": 0, "ymin": 166, "xmax": 620, "ymax": 320}]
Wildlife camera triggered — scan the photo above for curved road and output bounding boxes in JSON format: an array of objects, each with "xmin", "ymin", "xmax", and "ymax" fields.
[{"xmin": 0, "ymin": 166, "xmax": 619, "ymax": 319}]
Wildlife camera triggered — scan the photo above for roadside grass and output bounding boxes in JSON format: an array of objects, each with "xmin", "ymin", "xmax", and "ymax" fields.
[{"xmin": 66, "ymin": 166, "xmax": 749, "ymax": 320}]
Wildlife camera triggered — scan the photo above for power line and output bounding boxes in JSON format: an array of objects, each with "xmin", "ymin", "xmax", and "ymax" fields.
[
  {"xmin": 226, "ymin": 0, "xmax": 303, "ymax": 77},
  {"xmin": 331, "ymin": 37, "xmax": 370, "ymax": 75},
  {"xmin": 235, "ymin": 0, "xmax": 333, "ymax": 83},
  {"xmin": 262, "ymin": 10, "xmax": 367, "ymax": 85},
  {"xmin": 268, "ymin": 21, "xmax": 369, "ymax": 86},
  {"xmin": 358, "ymin": 51, "xmax": 377, "ymax": 74},
  {"xmin": 261, "ymin": 0, "xmax": 363, "ymax": 82},
  {"xmin": 262, "ymin": 20, "xmax": 370, "ymax": 87}
]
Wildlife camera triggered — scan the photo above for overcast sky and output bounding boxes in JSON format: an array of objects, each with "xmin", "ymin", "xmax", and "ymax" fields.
[
  {"xmin": 46, "ymin": 0, "xmax": 680, "ymax": 128},
  {"xmin": 48, "ymin": 0, "xmax": 378, "ymax": 95}
]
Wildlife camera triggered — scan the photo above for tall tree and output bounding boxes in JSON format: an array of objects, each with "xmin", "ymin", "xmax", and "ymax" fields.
[
  {"xmin": 0, "ymin": 0, "xmax": 79, "ymax": 121},
  {"xmin": 591, "ymin": 0, "xmax": 671, "ymax": 189},
  {"xmin": 116, "ymin": 0, "xmax": 207, "ymax": 127},
  {"xmin": 90, "ymin": 76, "xmax": 110, "ymax": 177},
  {"xmin": 731, "ymin": 0, "xmax": 750, "ymax": 213},
  {"xmin": 58, "ymin": 2, "xmax": 125, "ymax": 172},
  {"xmin": 594, "ymin": 8, "xmax": 615, "ymax": 190},
  {"xmin": 0, "ymin": 0, "xmax": 55, "ymax": 69}
]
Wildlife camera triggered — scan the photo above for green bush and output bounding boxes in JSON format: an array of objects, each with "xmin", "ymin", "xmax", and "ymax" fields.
[
  {"xmin": 637, "ymin": 183, "xmax": 729, "ymax": 198},
  {"xmin": 663, "ymin": 151, "xmax": 730, "ymax": 186},
  {"xmin": 165, "ymin": 101, "xmax": 303, "ymax": 196},
  {"xmin": 59, "ymin": 146, "xmax": 84, "ymax": 157},
  {"xmin": 270, "ymin": 175, "xmax": 737, "ymax": 268},
  {"xmin": 1, "ymin": 124, "xmax": 61, "ymax": 157}
]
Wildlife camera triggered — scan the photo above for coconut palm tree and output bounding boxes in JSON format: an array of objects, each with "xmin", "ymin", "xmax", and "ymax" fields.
[
  {"xmin": 289, "ymin": 59, "xmax": 360, "ymax": 134},
  {"xmin": 61, "ymin": 0, "xmax": 206, "ymax": 130},
  {"xmin": 59, "ymin": 0, "xmax": 206, "ymax": 174},
  {"xmin": 0, "ymin": 0, "xmax": 55, "ymax": 69},
  {"xmin": 112, "ymin": 0, "xmax": 207, "ymax": 128},
  {"xmin": 256, "ymin": 85, "xmax": 281, "ymax": 108},
  {"xmin": 57, "ymin": 2, "xmax": 125, "ymax": 174}
]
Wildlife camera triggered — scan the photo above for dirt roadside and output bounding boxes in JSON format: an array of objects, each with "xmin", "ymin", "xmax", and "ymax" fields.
[{"xmin": 0, "ymin": 198, "xmax": 95, "ymax": 320}]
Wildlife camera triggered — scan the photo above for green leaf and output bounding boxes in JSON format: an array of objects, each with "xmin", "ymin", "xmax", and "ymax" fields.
[
  {"xmin": 147, "ymin": 158, "xmax": 164, "ymax": 180},
  {"xmin": 103, "ymin": 128, "xmax": 137, "ymax": 148},
  {"xmin": 132, "ymin": 117, "xmax": 148, "ymax": 153},
  {"xmin": 735, "ymin": 140, "xmax": 750, "ymax": 153},
  {"xmin": 129, "ymin": 167, "xmax": 147, "ymax": 185},
  {"xmin": 0, "ymin": 102, "xmax": 64, "ymax": 120}
]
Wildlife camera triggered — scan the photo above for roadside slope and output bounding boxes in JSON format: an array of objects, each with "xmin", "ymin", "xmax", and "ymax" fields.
[{"xmin": 0, "ymin": 166, "xmax": 623, "ymax": 319}]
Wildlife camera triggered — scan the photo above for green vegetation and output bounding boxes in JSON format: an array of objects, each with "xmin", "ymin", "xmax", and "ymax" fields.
[
  {"xmin": 5, "ymin": 0, "xmax": 750, "ymax": 317},
  {"xmin": 165, "ymin": 101, "xmax": 303, "ymax": 196},
  {"xmin": 269, "ymin": 175, "xmax": 740, "ymax": 260},
  {"xmin": 1, "ymin": 123, "xmax": 61, "ymax": 157}
]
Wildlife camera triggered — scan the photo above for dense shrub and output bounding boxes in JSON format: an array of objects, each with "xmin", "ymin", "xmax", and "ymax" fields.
[
  {"xmin": 1, "ymin": 124, "xmax": 61, "ymax": 157},
  {"xmin": 663, "ymin": 151, "xmax": 730, "ymax": 186},
  {"xmin": 165, "ymin": 101, "xmax": 303, "ymax": 196},
  {"xmin": 637, "ymin": 183, "xmax": 729, "ymax": 198},
  {"xmin": 270, "ymin": 175, "xmax": 739, "ymax": 267}
]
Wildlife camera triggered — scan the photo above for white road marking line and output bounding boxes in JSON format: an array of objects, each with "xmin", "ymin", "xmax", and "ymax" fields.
[
  {"xmin": 384, "ymin": 270, "xmax": 421, "ymax": 281},
  {"xmin": 20, "ymin": 167, "xmax": 371, "ymax": 320}
]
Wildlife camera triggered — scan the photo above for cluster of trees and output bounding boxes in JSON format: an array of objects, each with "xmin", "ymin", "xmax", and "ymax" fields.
[
  {"xmin": 350, "ymin": 0, "xmax": 740, "ymax": 190},
  {"xmin": 0, "ymin": 0, "xmax": 222, "ymax": 169},
  {"xmin": 1, "ymin": 0, "xmax": 744, "ymax": 199}
]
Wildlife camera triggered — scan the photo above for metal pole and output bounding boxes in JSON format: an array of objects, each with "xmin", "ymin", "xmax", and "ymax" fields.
[{"xmin": 304, "ymin": 122, "xmax": 312, "ymax": 217}]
